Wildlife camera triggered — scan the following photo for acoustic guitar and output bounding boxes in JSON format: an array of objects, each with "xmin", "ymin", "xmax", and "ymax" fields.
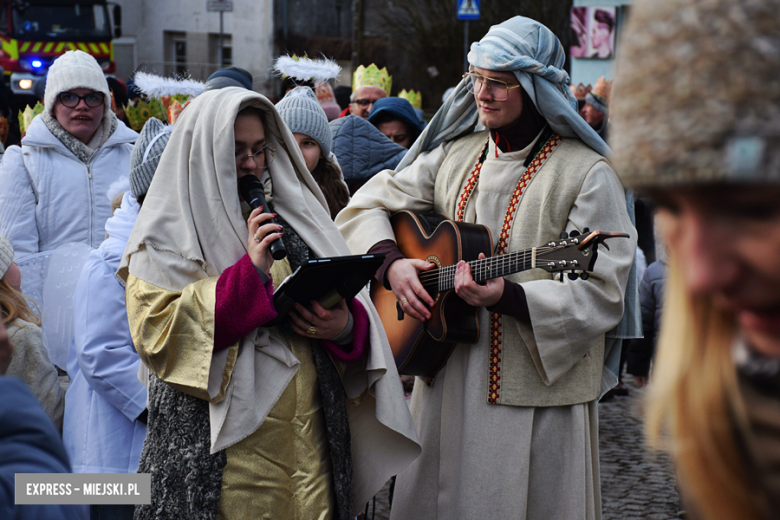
[{"xmin": 370, "ymin": 210, "xmax": 629, "ymax": 377}]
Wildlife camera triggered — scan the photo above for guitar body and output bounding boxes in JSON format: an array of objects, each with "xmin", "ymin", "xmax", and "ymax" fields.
[{"xmin": 371, "ymin": 211, "xmax": 493, "ymax": 377}]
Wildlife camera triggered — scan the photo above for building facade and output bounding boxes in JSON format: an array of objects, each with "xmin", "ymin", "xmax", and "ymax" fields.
[{"xmin": 111, "ymin": 0, "xmax": 274, "ymax": 95}]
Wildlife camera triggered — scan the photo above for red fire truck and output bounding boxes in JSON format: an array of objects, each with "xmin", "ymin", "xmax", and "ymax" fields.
[{"xmin": 0, "ymin": 0, "xmax": 117, "ymax": 95}]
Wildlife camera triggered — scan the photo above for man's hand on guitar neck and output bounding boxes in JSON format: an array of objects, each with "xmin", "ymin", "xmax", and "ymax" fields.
[
  {"xmin": 387, "ymin": 258, "xmax": 436, "ymax": 321},
  {"xmin": 454, "ymin": 253, "xmax": 505, "ymax": 308}
]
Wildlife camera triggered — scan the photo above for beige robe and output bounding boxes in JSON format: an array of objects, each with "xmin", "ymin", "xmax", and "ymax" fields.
[
  {"xmin": 336, "ymin": 133, "xmax": 636, "ymax": 519},
  {"xmin": 5, "ymin": 318, "xmax": 67, "ymax": 432}
]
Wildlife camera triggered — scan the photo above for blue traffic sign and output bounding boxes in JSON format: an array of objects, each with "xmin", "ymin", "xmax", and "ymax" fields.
[{"xmin": 457, "ymin": 0, "xmax": 480, "ymax": 20}]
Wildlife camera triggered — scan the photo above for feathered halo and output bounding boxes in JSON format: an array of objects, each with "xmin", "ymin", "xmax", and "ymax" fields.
[
  {"xmin": 273, "ymin": 55, "xmax": 341, "ymax": 84},
  {"xmin": 132, "ymin": 71, "xmax": 206, "ymax": 99},
  {"xmin": 124, "ymin": 72, "xmax": 206, "ymax": 130}
]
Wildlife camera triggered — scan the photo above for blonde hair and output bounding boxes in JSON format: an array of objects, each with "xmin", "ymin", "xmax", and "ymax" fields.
[
  {"xmin": 0, "ymin": 277, "xmax": 40, "ymax": 326},
  {"xmin": 645, "ymin": 252, "xmax": 766, "ymax": 519}
]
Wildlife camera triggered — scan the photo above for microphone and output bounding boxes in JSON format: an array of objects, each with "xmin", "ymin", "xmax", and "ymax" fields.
[{"xmin": 238, "ymin": 176, "xmax": 287, "ymax": 260}]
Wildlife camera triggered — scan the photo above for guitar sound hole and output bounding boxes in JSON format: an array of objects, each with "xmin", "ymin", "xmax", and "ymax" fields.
[{"xmin": 424, "ymin": 255, "xmax": 442, "ymax": 305}]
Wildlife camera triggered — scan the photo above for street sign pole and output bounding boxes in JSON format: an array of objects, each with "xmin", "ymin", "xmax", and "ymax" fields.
[
  {"xmin": 219, "ymin": 11, "xmax": 224, "ymax": 67},
  {"xmin": 207, "ymin": 0, "xmax": 234, "ymax": 69},
  {"xmin": 456, "ymin": 0, "xmax": 479, "ymax": 72},
  {"xmin": 464, "ymin": 21, "xmax": 468, "ymax": 73}
]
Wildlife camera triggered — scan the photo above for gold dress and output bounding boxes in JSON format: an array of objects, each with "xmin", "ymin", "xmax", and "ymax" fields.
[{"xmin": 127, "ymin": 257, "xmax": 335, "ymax": 520}]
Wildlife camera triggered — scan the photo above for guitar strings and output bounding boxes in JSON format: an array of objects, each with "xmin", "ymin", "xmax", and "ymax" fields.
[{"xmin": 416, "ymin": 244, "xmax": 568, "ymax": 287}]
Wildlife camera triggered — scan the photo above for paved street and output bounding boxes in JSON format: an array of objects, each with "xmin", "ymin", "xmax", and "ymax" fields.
[{"xmin": 599, "ymin": 379, "xmax": 683, "ymax": 520}]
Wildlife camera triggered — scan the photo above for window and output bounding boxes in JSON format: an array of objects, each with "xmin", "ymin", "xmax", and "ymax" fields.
[{"xmin": 174, "ymin": 39, "xmax": 186, "ymax": 76}]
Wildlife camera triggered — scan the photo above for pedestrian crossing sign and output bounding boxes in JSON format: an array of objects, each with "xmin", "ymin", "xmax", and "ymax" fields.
[{"xmin": 457, "ymin": 0, "xmax": 480, "ymax": 20}]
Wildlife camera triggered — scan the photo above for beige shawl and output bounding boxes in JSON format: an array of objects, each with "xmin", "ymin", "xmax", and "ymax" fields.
[{"xmin": 117, "ymin": 88, "xmax": 420, "ymax": 508}]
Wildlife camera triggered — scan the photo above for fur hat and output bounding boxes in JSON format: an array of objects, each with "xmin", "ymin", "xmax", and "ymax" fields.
[
  {"xmin": 0, "ymin": 234, "xmax": 14, "ymax": 280},
  {"xmin": 44, "ymin": 50, "xmax": 110, "ymax": 116},
  {"xmin": 611, "ymin": 0, "xmax": 780, "ymax": 187},
  {"xmin": 129, "ymin": 118, "xmax": 171, "ymax": 198},
  {"xmin": 276, "ymin": 86, "xmax": 332, "ymax": 158}
]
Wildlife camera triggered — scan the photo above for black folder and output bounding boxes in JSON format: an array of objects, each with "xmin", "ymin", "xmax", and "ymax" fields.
[{"xmin": 266, "ymin": 253, "xmax": 385, "ymax": 327}]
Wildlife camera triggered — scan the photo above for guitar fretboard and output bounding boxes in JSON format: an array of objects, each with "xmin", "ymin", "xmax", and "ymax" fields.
[{"xmin": 417, "ymin": 245, "xmax": 563, "ymax": 292}]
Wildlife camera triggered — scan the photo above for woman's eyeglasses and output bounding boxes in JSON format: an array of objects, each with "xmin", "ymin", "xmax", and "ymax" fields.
[
  {"xmin": 57, "ymin": 92, "xmax": 104, "ymax": 108},
  {"xmin": 462, "ymin": 72, "xmax": 521, "ymax": 101},
  {"xmin": 236, "ymin": 144, "xmax": 276, "ymax": 168}
]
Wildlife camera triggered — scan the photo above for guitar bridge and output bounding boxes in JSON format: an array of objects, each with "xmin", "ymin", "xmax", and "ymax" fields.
[{"xmin": 396, "ymin": 300, "xmax": 404, "ymax": 321}]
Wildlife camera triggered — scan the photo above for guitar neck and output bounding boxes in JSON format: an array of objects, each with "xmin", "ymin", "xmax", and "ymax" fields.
[{"xmin": 421, "ymin": 247, "xmax": 545, "ymax": 292}]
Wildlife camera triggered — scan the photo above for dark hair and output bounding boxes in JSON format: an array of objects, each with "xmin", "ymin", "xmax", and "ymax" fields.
[
  {"xmin": 594, "ymin": 9, "xmax": 614, "ymax": 30},
  {"xmin": 311, "ymin": 156, "xmax": 350, "ymax": 220},
  {"xmin": 334, "ymin": 86, "xmax": 352, "ymax": 111}
]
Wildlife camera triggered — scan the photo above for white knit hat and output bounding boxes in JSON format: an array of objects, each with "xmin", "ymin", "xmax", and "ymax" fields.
[
  {"xmin": 44, "ymin": 50, "xmax": 110, "ymax": 116},
  {"xmin": 0, "ymin": 234, "xmax": 14, "ymax": 280}
]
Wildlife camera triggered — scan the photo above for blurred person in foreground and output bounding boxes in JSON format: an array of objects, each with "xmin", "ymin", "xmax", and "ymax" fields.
[
  {"xmin": 0, "ymin": 318, "xmax": 86, "ymax": 520},
  {"xmin": 337, "ymin": 15, "xmax": 637, "ymax": 519},
  {"xmin": 610, "ymin": 1, "xmax": 780, "ymax": 519}
]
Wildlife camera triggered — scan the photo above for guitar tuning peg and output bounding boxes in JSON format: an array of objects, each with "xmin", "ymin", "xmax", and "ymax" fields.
[
  {"xmin": 583, "ymin": 227, "xmax": 590, "ymax": 234},
  {"xmin": 559, "ymin": 231, "xmax": 568, "ymax": 239},
  {"xmin": 567, "ymin": 272, "xmax": 579, "ymax": 281},
  {"xmin": 580, "ymin": 272, "xmax": 590, "ymax": 281},
  {"xmin": 569, "ymin": 230, "xmax": 580, "ymax": 237}
]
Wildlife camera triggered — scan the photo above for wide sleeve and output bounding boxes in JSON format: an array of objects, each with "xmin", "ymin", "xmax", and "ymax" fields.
[
  {"xmin": 518, "ymin": 162, "xmax": 638, "ymax": 384},
  {"xmin": 125, "ymin": 273, "xmax": 237, "ymax": 403},
  {"xmin": 0, "ymin": 146, "xmax": 39, "ymax": 257},
  {"xmin": 71, "ymin": 254, "xmax": 147, "ymax": 422},
  {"xmin": 335, "ymin": 142, "xmax": 450, "ymax": 254},
  {"xmin": 5, "ymin": 322, "xmax": 66, "ymax": 432}
]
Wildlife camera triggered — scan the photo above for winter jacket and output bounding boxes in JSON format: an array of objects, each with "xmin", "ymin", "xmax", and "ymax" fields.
[
  {"xmin": 626, "ymin": 260, "xmax": 666, "ymax": 377},
  {"xmin": 0, "ymin": 377, "xmax": 87, "ymax": 520},
  {"xmin": 0, "ymin": 114, "xmax": 137, "ymax": 260},
  {"xmin": 64, "ymin": 192, "xmax": 146, "ymax": 473},
  {"xmin": 5, "ymin": 318, "xmax": 67, "ymax": 432},
  {"xmin": 330, "ymin": 115, "xmax": 408, "ymax": 185}
]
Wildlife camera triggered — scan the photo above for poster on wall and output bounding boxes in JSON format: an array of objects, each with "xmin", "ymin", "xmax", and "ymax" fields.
[{"xmin": 570, "ymin": 6, "xmax": 616, "ymax": 59}]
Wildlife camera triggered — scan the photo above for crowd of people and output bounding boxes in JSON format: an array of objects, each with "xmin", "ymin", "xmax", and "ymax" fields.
[{"xmin": 0, "ymin": 0, "xmax": 778, "ymax": 519}]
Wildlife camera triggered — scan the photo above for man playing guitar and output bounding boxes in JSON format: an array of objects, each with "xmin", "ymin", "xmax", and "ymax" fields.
[{"xmin": 336, "ymin": 16, "xmax": 637, "ymax": 520}]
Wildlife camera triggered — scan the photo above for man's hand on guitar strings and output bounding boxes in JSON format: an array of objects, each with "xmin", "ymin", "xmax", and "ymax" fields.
[
  {"xmin": 387, "ymin": 258, "xmax": 436, "ymax": 321},
  {"xmin": 454, "ymin": 253, "xmax": 505, "ymax": 308}
]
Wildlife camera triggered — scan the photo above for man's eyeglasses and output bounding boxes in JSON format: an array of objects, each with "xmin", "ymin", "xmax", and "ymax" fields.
[
  {"xmin": 58, "ymin": 92, "xmax": 104, "ymax": 108},
  {"xmin": 462, "ymin": 72, "xmax": 521, "ymax": 101},
  {"xmin": 235, "ymin": 144, "xmax": 276, "ymax": 167},
  {"xmin": 351, "ymin": 98, "xmax": 376, "ymax": 107}
]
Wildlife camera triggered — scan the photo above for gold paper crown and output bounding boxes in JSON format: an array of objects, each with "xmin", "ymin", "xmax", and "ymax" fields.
[
  {"xmin": 18, "ymin": 102, "xmax": 44, "ymax": 136},
  {"xmin": 353, "ymin": 64, "xmax": 392, "ymax": 96},
  {"xmin": 569, "ymin": 82, "xmax": 591, "ymax": 101},
  {"xmin": 590, "ymin": 76, "xmax": 611, "ymax": 103},
  {"xmin": 398, "ymin": 89, "xmax": 422, "ymax": 110},
  {"xmin": 124, "ymin": 94, "xmax": 190, "ymax": 132}
]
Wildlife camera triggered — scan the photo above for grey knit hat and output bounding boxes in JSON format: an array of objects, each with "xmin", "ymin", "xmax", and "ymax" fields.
[
  {"xmin": 129, "ymin": 118, "xmax": 171, "ymax": 198},
  {"xmin": 0, "ymin": 234, "xmax": 14, "ymax": 280},
  {"xmin": 276, "ymin": 86, "xmax": 332, "ymax": 157},
  {"xmin": 611, "ymin": 0, "xmax": 780, "ymax": 188}
]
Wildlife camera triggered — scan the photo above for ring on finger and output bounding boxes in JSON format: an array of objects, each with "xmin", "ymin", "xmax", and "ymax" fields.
[
  {"xmin": 306, "ymin": 326, "xmax": 317, "ymax": 335},
  {"xmin": 253, "ymin": 234, "xmax": 261, "ymax": 243},
  {"xmin": 399, "ymin": 297, "xmax": 409, "ymax": 305}
]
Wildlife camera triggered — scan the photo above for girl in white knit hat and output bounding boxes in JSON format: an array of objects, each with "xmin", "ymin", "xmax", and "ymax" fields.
[
  {"xmin": 0, "ymin": 234, "xmax": 67, "ymax": 432},
  {"xmin": 0, "ymin": 50, "xmax": 137, "ymax": 260}
]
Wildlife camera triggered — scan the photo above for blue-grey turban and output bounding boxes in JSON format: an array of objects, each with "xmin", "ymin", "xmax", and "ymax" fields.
[{"xmin": 398, "ymin": 16, "xmax": 610, "ymax": 169}]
